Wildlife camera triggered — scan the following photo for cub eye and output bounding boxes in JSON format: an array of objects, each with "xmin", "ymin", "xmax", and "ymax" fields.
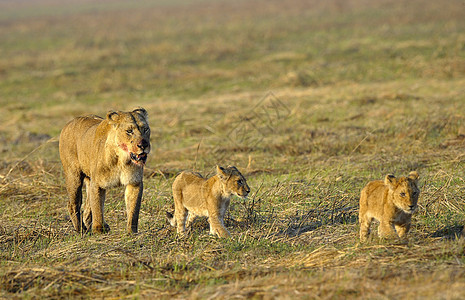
[
  {"xmin": 400, "ymin": 192, "xmax": 406, "ymax": 197},
  {"xmin": 237, "ymin": 179, "xmax": 243, "ymax": 185},
  {"xmin": 126, "ymin": 129, "xmax": 133, "ymax": 134}
]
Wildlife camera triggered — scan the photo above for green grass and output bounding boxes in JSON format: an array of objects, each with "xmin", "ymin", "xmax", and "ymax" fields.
[{"xmin": 1, "ymin": 0, "xmax": 465, "ymax": 298}]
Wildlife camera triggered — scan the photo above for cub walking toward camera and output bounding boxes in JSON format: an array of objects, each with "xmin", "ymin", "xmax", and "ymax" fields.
[
  {"xmin": 359, "ymin": 171, "xmax": 420, "ymax": 242},
  {"xmin": 167, "ymin": 166, "xmax": 250, "ymax": 238}
]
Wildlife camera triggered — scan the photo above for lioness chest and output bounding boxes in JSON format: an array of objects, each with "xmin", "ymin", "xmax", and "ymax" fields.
[
  {"xmin": 73, "ymin": 121, "xmax": 143, "ymax": 188},
  {"xmin": 99, "ymin": 163, "xmax": 143, "ymax": 189}
]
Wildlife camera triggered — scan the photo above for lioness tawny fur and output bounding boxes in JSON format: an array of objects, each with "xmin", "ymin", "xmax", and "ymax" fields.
[{"xmin": 59, "ymin": 108, "xmax": 150, "ymax": 234}]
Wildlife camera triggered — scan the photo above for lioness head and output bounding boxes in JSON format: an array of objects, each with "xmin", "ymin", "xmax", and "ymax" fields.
[
  {"xmin": 385, "ymin": 171, "xmax": 420, "ymax": 214},
  {"xmin": 107, "ymin": 108, "xmax": 151, "ymax": 166},
  {"xmin": 216, "ymin": 165, "xmax": 250, "ymax": 199}
]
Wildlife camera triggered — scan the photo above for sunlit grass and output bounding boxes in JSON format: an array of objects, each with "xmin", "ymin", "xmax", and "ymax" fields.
[{"xmin": 1, "ymin": 0, "xmax": 465, "ymax": 298}]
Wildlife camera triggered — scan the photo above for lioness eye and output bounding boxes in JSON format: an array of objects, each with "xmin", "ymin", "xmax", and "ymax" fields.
[
  {"xmin": 400, "ymin": 192, "xmax": 406, "ymax": 197},
  {"xmin": 126, "ymin": 129, "xmax": 133, "ymax": 134},
  {"xmin": 237, "ymin": 179, "xmax": 243, "ymax": 185}
]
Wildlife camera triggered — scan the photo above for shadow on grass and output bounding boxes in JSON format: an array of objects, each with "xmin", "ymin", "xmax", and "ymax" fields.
[
  {"xmin": 282, "ymin": 206, "xmax": 358, "ymax": 237},
  {"xmin": 430, "ymin": 224, "xmax": 464, "ymax": 240}
]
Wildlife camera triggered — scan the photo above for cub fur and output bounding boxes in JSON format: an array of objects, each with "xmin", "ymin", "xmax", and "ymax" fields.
[
  {"xmin": 359, "ymin": 171, "xmax": 420, "ymax": 242},
  {"xmin": 59, "ymin": 108, "xmax": 151, "ymax": 234},
  {"xmin": 167, "ymin": 166, "xmax": 250, "ymax": 238}
]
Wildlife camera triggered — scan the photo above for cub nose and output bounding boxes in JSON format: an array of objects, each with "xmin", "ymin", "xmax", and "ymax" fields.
[
  {"xmin": 409, "ymin": 205, "xmax": 416, "ymax": 210},
  {"xmin": 137, "ymin": 139, "xmax": 149, "ymax": 150}
]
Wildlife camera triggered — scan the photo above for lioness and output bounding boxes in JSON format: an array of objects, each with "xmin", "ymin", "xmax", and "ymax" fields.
[
  {"xmin": 167, "ymin": 166, "xmax": 250, "ymax": 238},
  {"xmin": 59, "ymin": 108, "xmax": 151, "ymax": 234},
  {"xmin": 359, "ymin": 171, "xmax": 420, "ymax": 242}
]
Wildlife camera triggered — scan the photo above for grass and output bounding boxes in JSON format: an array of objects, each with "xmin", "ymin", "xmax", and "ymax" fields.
[{"xmin": 1, "ymin": 0, "xmax": 465, "ymax": 298}]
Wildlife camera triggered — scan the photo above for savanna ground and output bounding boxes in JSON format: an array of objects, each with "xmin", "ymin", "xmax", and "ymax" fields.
[{"xmin": 1, "ymin": 0, "xmax": 465, "ymax": 298}]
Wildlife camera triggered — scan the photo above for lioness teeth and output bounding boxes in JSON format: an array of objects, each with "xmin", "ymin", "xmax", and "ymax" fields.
[{"xmin": 130, "ymin": 152, "xmax": 147, "ymax": 163}]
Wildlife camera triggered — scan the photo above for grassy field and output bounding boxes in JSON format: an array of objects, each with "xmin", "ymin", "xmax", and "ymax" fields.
[{"xmin": 1, "ymin": 0, "xmax": 465, "ymax": 298}]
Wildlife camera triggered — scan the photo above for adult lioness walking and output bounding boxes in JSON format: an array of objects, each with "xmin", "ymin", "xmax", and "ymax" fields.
[{"xmin": 59, "ymin": 108, "xmax": 151, "ymax": 234}]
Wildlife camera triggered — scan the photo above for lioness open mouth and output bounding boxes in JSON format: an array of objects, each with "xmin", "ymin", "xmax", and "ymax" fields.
[{"xmin": 130, "ymin": 152, "xmax": 147, "ymax": 165}]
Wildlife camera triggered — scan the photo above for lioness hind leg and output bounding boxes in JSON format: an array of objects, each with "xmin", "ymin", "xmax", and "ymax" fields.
[
  {"xmin": 64, "ymin": 171, "xmax": 85, "ymax": 232},
  {"xmin": 82, "ymin": 177, "xmax": 92, "ymax": 231}
]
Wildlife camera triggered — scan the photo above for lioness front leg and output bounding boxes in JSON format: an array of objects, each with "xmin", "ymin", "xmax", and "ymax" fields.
[
  {"xmin": 125, "ymin": 183, "xmax": 143, "ymax": 233},
  {"xmin": 88, "ymin": 182, "xmax": 108, "ymax": 233}
]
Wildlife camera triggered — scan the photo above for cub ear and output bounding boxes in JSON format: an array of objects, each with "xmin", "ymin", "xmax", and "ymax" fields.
[
  {"xmin": 132, "ymin": 107, "xmax": 148, "ymax": 119},
  {"xmin": 216, "ymin": 165, "xmax": 228, "ymax": 180},
  {"xmin": 227, "ymin": 165, "xmax": 238, "ymax": 171},
  {"xmin": 384, "ymin": 174, "xmax": 397, "ymax": 189},
  {"xmin": 408, "ymin": 171, "xmax": 419, "ymax": 182},
  {"xmin": 106, "ymin": 111, "xmax": 121, "ymax": 125}
]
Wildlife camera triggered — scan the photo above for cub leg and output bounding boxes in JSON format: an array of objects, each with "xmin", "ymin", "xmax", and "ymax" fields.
[
  {"xmin": 172, "ymin": 187, "xmax": 187, "ymax": 234},
  {"xmin": 174, "ymin": 207, "xmax": 188, "ymax": 235},
  {"xmin": 88, "ymin": 181, "xmax": 108, "ymax": 233},
  {"xmin": 359, "ymin": 214, "xmax": 372, "ymax": 243},
  {"xmin": 378, "ymin": 220, "xmax": 395, "ymax": 239},
  {"xmin": 185, "ymin": 212, "xmax": 197, "ymax": 229},
  {"xmin": 64, "ymin": 170, "xmax": 84, "ymax": 232},
  {"xmin": 125, "ymin": 183, "xmax": 143, "ymax": 234},
  {"xmin": 208, "ymin": 214, "xmax": 231, "ymax": 238},
  {"xmin": 395, "ymin": 223, "xmax": 410, "ymax": 240}
]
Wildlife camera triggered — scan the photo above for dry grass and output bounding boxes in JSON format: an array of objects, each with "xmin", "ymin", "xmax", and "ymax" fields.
[{"xmin": 1, "ymin": 0, "xmax": 465, "ymax": 298}]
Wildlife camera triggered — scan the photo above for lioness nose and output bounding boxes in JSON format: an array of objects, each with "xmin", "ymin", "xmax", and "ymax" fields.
[
  {"xmin": 409, "ymin": 205, "xmax": 415, "ymax": 209},
  {"xmin": 137, "ymin": 139, "xmax": 149, "ymax": 150}
]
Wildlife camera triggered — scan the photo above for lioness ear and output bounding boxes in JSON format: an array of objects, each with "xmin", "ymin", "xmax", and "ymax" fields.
[
  {"xmin": 107, "ymin": 111, "xmax": 121, "ymax": 125},
  {"xmin": 132, "ymin": 107, "xmax": 148, "ymax": 120},
  {"xmin": 217, "ymin": 165, "xmax": 227, "ymax": 180},
  {"xmin": 384, "ymin": 174, "xmax": 397, "ymax": 189},
  {"xmin": 408, "ymin": 171, "xmax": 419, "ymax": 182}
]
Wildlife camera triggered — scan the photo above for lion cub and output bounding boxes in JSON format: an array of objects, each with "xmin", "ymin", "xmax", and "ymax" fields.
[
  {"xmin": 359, "ymin": 171, "xmax": 420, "ymax": 242},
  {"xmin": 167, "ymin": 166, "xmax": 250, "ymax": 238}
]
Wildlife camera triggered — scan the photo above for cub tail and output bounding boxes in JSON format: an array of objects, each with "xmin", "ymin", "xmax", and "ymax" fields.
[{"xmin": 166, "ymin": 211, "xmax": 176, "ymax": 227}]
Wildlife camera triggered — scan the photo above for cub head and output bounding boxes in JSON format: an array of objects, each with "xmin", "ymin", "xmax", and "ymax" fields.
[
  {"xmin": 216, "ymin": 165, "xmax": 250, "ymax": 199},
  {"xmin": 107, "ymin": 108, "xmax": 151, "ymax": 166},
  {"xmin": 385, "ymin": 171, "xmax": 420, "ymax": 214}
]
